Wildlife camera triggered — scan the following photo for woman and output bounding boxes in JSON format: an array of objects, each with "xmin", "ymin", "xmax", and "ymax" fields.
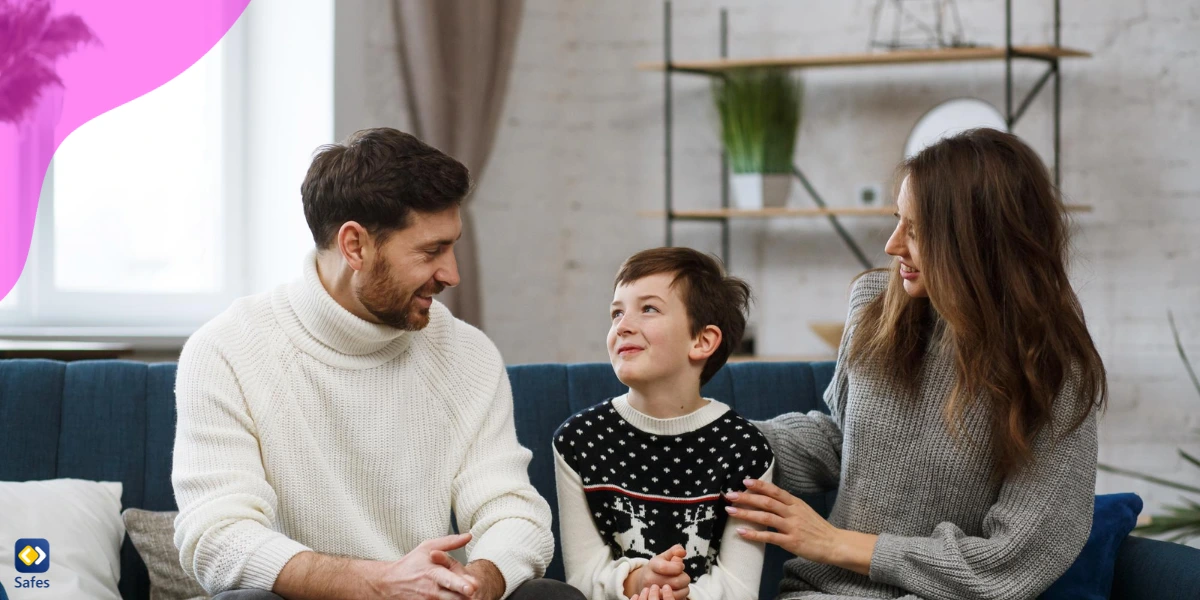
[{"xmin": 727, "ymin": 128, "xmax": 1107, "ymax": 600}]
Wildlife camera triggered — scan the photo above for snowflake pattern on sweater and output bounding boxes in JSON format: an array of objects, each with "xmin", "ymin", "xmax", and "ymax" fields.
[{"xmin": 554, "ymin": 399, "xmax": 774, "ymax": 581}]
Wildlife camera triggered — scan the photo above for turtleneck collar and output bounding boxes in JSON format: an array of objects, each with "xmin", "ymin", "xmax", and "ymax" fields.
[{"xmin": 272, "ymin": 250, "xmax": 417, "ymax": 369}]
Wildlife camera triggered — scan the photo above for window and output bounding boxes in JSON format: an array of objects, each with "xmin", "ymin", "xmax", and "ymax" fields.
[
  {"xmin": 52, "ymin": 55, "xmax": 228, "ymax": 295},
  {"xmin": 0, "ymin": 0, "xmax": 335, "ymax": 336},
  {"xmin": 0, "ymin": 25, "xmax": 245, "ymax": 330}
]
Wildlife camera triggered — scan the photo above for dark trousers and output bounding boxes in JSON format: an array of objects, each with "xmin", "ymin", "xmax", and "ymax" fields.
[{"xmin": 211, "ymin": 578, "xmax": 585, "ymax": 600}]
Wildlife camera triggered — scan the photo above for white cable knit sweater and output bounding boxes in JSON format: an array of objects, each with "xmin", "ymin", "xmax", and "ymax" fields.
[{"xmin": 171, "ymin": 251, "xmax": 554, "ymax": 598}]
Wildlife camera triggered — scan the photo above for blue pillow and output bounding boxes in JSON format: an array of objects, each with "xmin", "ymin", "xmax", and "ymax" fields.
[{"xmin": 1040, "ymin": 493, "xmax": 1143, "ymax": 600}]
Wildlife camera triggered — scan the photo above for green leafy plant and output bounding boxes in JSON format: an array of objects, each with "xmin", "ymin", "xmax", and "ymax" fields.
[
  {"xmin": 712, "ymin": 68, "xmax": 803, "ymax": 174},
  {"xmin": 1098, "ymin": 311, "xmax": 1200, "ymax": 542}
]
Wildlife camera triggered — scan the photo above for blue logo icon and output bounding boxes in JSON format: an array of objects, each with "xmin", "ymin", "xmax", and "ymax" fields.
[{"xmin": 14, "ymin": 539, "xmax": 50, "ymax": 574}]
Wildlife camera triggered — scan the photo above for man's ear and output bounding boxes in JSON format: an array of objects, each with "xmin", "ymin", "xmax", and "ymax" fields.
[
  {"xmin": 689, "ymin": 325, "xmax": 723, "ymax": 362},
  {"xmin": 336, "ymin": 221, "xmax": 370, "ymax": 271}
]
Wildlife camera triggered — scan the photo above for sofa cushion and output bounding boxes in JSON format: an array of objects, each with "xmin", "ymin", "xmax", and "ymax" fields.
[
  {"xmin": 0, "ymin": 479, "xmax": 125, "ymax": 600},
  {"xmin": 122, "ymin": 509, "xmax": 208, "ymax": 600},
  {"xmin": 1040, "ymin": 493, "xmax": 1143, "ymax": 599}
]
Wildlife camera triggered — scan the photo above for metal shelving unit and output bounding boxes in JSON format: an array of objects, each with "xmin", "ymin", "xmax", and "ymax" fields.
[{"xmin": 647, "ymin": 0, "xmax": 1090, "ymax": 270}]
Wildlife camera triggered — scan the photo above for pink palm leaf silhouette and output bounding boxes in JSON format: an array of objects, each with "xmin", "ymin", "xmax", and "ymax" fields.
[{"xmin": 0, "ymin": 0, "xmax": 97, "ymax": 125}]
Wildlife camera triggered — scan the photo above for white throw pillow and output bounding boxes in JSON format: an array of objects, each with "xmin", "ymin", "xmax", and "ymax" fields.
[{"xmin": 0, "ymin": 479, "xmax": 124, "ymax": 600}]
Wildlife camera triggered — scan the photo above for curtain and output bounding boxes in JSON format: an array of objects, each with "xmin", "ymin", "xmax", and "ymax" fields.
[{"xmin": 392, "ymin": 0, "xmax": 524, "ymax": 330}]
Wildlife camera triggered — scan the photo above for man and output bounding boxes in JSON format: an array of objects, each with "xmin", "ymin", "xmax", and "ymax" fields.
[{"xmin": 172, "ymin": 128, "xmax": 581, "ymax": 600}]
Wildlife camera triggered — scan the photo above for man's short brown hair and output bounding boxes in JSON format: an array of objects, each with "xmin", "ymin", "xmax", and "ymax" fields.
[
  {"xmin": 614, "ymin": 247, "xmax": 751, "ymax": 385},
  {"xmin": 301, "ymin": 128, "xmax": 470, "ymax": 249}
]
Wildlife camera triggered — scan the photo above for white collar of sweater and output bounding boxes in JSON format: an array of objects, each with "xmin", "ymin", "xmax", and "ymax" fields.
[
  {"xmin": 272, "ymin": 250, "xmax": 431, "ymax": 369},
  {"xmin": 612, "ymin": 394, "xmax": 730, "ymax": 436}
]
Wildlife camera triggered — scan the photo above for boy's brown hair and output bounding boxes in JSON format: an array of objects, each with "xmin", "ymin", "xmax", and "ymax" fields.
[{"xmin": 614, "ymin": 247, "xmax": 751, "ymax": 385}]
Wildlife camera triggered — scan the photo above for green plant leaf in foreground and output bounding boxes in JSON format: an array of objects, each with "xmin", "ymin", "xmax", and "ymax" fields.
[
  {"xmin": 1133, "ymin": 498, "xmax": 1200, "ymax": 543},
  {"xmin": 1169, "ymin": 310, "xmax": 1200, "ymax": 397},
  {"xmin": 1181, "ymin": 449, "xmax": 1200, "ymax": 471},
  {"xmin": 1096, "ymin": 463, "xmax": 1200, "ymax": 495}
]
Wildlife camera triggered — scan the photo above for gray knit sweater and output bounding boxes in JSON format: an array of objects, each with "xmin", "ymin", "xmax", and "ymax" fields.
[{"xmin": 758, "ymin": 271, "xmax": 1097, "ymax": 600}]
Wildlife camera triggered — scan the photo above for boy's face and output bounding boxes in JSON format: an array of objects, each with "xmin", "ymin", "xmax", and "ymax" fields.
[{"xmin": 608, "ymin": 272, "xmax": 699, "ymax": 386}]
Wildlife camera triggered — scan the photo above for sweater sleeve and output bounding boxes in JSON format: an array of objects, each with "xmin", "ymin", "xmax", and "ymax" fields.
[
  {"xmin": 869, "ymin": 386, "xmax": 1098, "ymax": 600},
  {"xmin": 454, "ymin": 363, "xmax": 555, "ymax": 600},
  {"xmin": 755, "ymin": 412, "xmax": 842, "ymax": 495},
  {"xmin": 172, "ymin": 334, "xmax": 311, "ymax": 594},
  {"xmin": 688, "ymin": 461, "xmax": 774, "ymax": 600},
  {"xmin": 555, "ymin": 446, "xmax": 650, "ymax": 600}
]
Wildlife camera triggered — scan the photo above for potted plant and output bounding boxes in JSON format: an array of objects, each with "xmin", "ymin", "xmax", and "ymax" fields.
[{"xmin": 712, "ymin": 68, "xmax": 803, "ymax": 209}]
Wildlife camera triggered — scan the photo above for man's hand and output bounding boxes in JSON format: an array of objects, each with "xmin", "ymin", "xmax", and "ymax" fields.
[
  {"xmin": 371, "ymin": 533, "xmax": 479, "ymax": 599},
  {"xmin": 273, "ymin": 533, "xmax": 478, "ymax": 600},
  {"xmin": 463, "ymin": 559, "xmax": 506, "ymax": 600},
  {"xmin": 623, "ymin": 545, "xmax": 691, "ymax": 599},
  {"xmin": 430, "ymin": 551, "xmax": 507, "ymax": 600}
]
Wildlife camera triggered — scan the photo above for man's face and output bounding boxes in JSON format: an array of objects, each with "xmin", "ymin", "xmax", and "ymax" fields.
[{"xmin": 357, "ymin": 206, "xmax": 462, "ymax": 330}]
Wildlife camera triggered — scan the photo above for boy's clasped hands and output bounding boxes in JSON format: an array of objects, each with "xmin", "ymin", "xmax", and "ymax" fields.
[{"xmin": 624, "ymin": 544, "xmax": 691, "ymax": 600}]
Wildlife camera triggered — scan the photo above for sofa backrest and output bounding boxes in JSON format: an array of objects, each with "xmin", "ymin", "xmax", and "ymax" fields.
[
  {"xmin": 0, "ymin": 360, "xmax": 179, "ymax": 600},
  {"xmin": 0, "ymin": 359, "xmax": 835, "ymax": 599}
]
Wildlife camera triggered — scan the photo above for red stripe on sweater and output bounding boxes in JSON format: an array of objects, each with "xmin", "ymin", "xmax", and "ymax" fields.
[{"xmin": 582, "ymin": 484, "xmax": 722, "ymax": 504}]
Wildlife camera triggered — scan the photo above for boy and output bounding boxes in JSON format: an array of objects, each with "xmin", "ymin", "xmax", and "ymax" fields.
[{"xmin": 554, "ymin": 247, "xmax": 774, "ymax": 600}]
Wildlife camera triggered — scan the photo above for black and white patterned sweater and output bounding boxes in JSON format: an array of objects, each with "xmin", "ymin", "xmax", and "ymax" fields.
[{"xmin": 553, "ymin": 395, "xmax": 774, "ymax": 600}]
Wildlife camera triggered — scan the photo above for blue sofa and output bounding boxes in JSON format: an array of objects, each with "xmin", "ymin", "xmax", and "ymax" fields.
[{"xmin": 1, "ymin": 359, "xmax": 1196, "ymax": 599}]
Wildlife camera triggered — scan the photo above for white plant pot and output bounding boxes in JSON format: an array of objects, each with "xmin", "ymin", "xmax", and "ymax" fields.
[{"xmin": 730, "ymin": 173, "xmax": 792, "ymax": 210}]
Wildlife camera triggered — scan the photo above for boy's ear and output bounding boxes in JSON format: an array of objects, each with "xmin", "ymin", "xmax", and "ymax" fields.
[{"xmin": 689, "ymin": 324, "xmax": 723, "ymax": 362}]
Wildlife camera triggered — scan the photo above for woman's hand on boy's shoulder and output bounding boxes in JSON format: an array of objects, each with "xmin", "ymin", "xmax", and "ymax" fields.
[
  {"xmin": 623, "ymin": 545, "xmax": 691, "ymax": 599},
  {"xmin": 726, "ymin": 478, "xmax": 877, "ymax": 576}
]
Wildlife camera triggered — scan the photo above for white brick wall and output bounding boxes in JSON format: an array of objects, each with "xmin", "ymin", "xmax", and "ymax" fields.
[{"xmin": 336, "ymin": 0, "xmax": 1200, "ymax": 520}]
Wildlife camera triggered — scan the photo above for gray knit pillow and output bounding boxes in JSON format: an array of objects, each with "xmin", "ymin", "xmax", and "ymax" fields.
[{"xmin": 121, "ymin": 509, "xmax": 208, "ymax": 600}]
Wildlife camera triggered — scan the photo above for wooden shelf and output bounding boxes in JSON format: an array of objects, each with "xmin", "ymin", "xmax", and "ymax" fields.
[
  {"xmin": 638, "ymin": 45, "xmax": 1091, "ymax": 73},
  {"xmin": 642, "ymin": 207, "xmax": 894, "ymax": 219},
  {"xmin": 640, "ymin": 205, "xmax": 1093, "ymax": 219}
]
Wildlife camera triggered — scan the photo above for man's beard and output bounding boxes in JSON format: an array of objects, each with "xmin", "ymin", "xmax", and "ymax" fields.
[{"xmin": 357, "ymin": 256, "xmax": 444, "ymax": 331}]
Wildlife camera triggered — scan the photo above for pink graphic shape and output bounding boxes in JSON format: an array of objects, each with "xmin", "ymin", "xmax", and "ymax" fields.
[{"xmin": 0, "ymin": 0, "xmax": 251, "ymax": 302}]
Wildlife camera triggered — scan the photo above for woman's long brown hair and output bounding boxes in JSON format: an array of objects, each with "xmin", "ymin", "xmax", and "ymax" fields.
[{"xmin": 848, "ymin": 128, "xmax": 1107, "ymax": 477}]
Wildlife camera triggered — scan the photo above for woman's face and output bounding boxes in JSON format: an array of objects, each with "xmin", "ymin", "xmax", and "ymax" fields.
[{"xmin": 885, "ymin": 176, "xmax": 927, "ymax": 298}]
